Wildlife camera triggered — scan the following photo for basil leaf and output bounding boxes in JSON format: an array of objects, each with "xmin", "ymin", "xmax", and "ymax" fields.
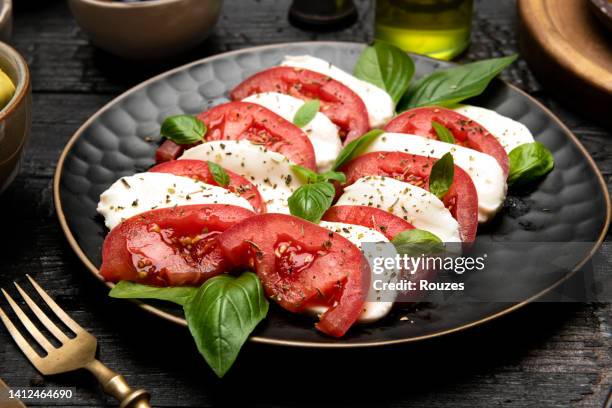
[
  {"xmin": 333, "ymin": 129, "xmax": 384, "ymax": 170},
  {"xmin": 354, "ymin": 41, "xmax": 415, "ymax": 105},
  {"xmin": 184, "ymin": 272, "xmax": 268, "ymax": 378},
  {"xmin": 109, "ymin": 281, "xmax": 196, "ymax": 306},
  {"xmin": 429, "ymin": 153, "xmax": 454, "ymax": 199},
  {"xmin": 288, "ymin": 182, "xmax": 335, "ymax": 223},
  {"xmin": 508, "ymin": 142, "xmax": 554, "ymax": 187},
  {"xmin": 291, "ymin": 164, "xmax": 319, "ymax": 184},
  {"xmin": 391, "ymin": 229, "xmax": 444, "ymax": 256},
  {"xmin": 207, "ymin": 161, "xmax": 230, "ymax": 187},
  {"xmin": 110, "ymin": 275, "xmax": 269, "ymax": 378},
  {"xmin": 293, "ymin": 99, "xmax": 320, "ymax": 128},
  {"xmin": 318, "ymin": 170, "xmax": 347, "ymax": 184},
  {"xmin": 291, "ymin": 165, "xmax": 346, "ymax": 186},
  {"xmin": 161, "ymin": 115, "xmax": 207, "ymax": 145},
  {"xmin": 399, "ymin": 55, "xmax": 518, "ymax": 110},
  {"xmin": 431, "ymin": 121, "xmax": 456, "ymax": 144}
]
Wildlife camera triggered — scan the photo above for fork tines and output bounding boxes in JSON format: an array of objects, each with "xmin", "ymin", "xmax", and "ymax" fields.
[{"xmin": 0, "ymin": 275, "xmax": 81, "ymax": 362}]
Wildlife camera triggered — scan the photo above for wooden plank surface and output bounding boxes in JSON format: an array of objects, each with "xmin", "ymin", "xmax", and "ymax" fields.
[{"xmin": 0, "ymin": 1, "xmax": 610, "ymax": 407}]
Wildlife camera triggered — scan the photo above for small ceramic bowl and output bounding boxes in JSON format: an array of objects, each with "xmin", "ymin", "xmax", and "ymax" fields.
[
  {"xmin": 0, "ymin": 0, "xmax": 12, "ymax": 42},
  {"xmin": 589, "ymin": 0, "xmax": 612, "ymax": 31},
  {"xmin": 0, "ymin": 41, "xmax": 31, "ymax": 193},
  {"xmin": 68, "ymin": 0, "xmax": 223, "ymax": 60}
]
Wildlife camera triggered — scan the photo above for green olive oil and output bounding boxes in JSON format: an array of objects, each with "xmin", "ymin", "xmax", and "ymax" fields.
[{"xmin": 375, "ymin": 0, "xmax": 473, "ymax": 60}]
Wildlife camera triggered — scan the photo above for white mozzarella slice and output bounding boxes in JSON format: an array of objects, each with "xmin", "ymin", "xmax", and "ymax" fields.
[
  {"xmin": 362, "ymin": 133, "xmax": 507, "ymax": 223},
  {"xmin": 280, "ymin": 55, "xmax": 394, "ymax": 127},
  {"xmin": 336, "ymin": 176, "xmax": 462, "ymax": 242},
  {"xmin": 453, "ymin": 104, "xmax": 535, "ymax": 153},
  {"xmin": 242, "ymin": 92, "xmax": 342, "ymax": 172},
  {"xmin": 97, "ymin": 172, "xmax": 253, "ymax": 230},
  {"xmin": 311, "ymin": 221, "xmax": 398, "ymax": 324},
  {"xmin": 179, "ymin": 140, "xmax": 303, "ymax": 214}
]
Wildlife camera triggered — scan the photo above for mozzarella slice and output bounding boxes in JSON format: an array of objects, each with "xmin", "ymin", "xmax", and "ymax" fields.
[
  {"xmin": 362, "ymin": 133, "xmax": 507, "ymax": 223},
  {"xmin": 280, "ymin": 55, "xmax": 394, "ymax": 127},
  {"xmin": 242, "ymin": 92, "xmax": 342, "ymax": 172},
  {"xmin": 179, "ymin": 140, "xmax": 303, "ymax": 214},
  {"xmin": 97, "ymin": 172, "xmax": 253, "ymax": 230},
  {"xmin": 453, "ymin": 104, "xmax": 535, "ymax": 153},
  {"xmin": 336, "ymin": 176, "xmax": 462, "ymax": 242},
  {"xmin": 311, "ymin": 221, "xmax": 398, "ymax": 324}
]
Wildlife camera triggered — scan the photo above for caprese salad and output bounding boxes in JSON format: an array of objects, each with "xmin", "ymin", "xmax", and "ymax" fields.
[{"xmin": 101, "ymin": 42, "xmax": 554, "ymax": 377}]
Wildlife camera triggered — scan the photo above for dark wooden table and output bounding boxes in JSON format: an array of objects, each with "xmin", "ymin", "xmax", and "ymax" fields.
[{"xmin": 1, "ymin": 1, "xmax": 610, "ymax": 407}]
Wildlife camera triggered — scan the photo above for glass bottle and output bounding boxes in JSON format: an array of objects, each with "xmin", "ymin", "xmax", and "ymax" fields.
[{"xmin": 375, "ymin": 0, "xmax": 474, "ymax": 60}]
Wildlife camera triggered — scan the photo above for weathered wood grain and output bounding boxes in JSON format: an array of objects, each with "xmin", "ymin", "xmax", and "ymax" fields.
[{"xmin": 0, "ymin": 1, "xmax": 610, "ymax": 407}]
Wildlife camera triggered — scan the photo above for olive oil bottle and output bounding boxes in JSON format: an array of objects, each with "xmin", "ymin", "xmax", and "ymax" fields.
[{"xmin": 375, "ymin": 0, "xmax": 473, "ymax": 60}]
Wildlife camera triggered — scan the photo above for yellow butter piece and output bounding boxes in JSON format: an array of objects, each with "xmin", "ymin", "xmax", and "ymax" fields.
[{"xmin": 0, "ymin": 69, "xmax": 15, "ymax": 109}]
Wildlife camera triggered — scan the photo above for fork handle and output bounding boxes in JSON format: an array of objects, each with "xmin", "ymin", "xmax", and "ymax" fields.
[{"xmin": 85, "ymin": 359, "xmax": 151, "ymax": 408}]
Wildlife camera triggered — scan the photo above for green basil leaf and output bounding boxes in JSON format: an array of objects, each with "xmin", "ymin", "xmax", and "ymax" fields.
[
  {"xmin": 161, "ymin": 115, "xmax": 207, "ymax": 145},
  {"xmin": 109, "ymin": 281, "xmax": 196, "ymax": 306},
  {"xmin": 288, "ymin": 182, "xmax": 335, "ymax": 223},
  {"xmin": 333, "ymin": 129, "xmax": 385, "ymax": 170},
  {"xmin": 391, "ymin": 229, "xmax": 444, "ymax": 256},
  {"xmin": 293, "ymin": 99, "xmax": 320, "ymax": 128},
  {"xmin": 507, "ymin": 142, "xmax": 554, "ymax": 187},
  {"xmin": 318, "ymin": 170, "xmax": 347, "ymax": 184},
  {"xmin": 431, "ymin": 121, "xmax": 456, "ymax": 144},
  {"xmin": 291, "ymin": 165, "xmax": 346, "ymax": 185},
  {"xmin": 184, "ymin": 272, "xmax": 268, "ymax": 378},
  {"xmin": 291, "ymin": 164, "xmax": 319, "ymax": 184},
  {"xmin": 429, "ymin": 153, "xmax": 454, "ymax": 199},
  {"xmin": 399, "ymin": 55, "xmax": 518, "ymax": 110},
  {"xmin": 207, "ymin": 161, "xmax": 230, "ymax": 187},
  {"xmin": 354, "ymin": 41, "xmax": 415, "ymax": 106}
]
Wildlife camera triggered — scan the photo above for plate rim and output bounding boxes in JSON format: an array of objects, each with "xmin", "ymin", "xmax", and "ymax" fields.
[{"xmin": 53, "ymin": 41, "xmax": 612, "ymax": 348}]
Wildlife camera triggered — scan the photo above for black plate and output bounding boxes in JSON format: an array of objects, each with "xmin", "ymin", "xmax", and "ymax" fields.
[{"xmin": 54, "ymin": 42, "xmax": 610, "ymax": 347}]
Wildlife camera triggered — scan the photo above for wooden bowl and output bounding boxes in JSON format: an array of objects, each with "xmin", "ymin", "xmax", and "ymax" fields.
[
  {"xmin": 518, "ymin": 0, "xmax": 612, "ymax": 126},
  {"xmin": 0, "ymin": 41, "xmax": 31, "ymax": 193},
  {"xmin": 68, "ymin": 0, "xmax": 223, "ymax": 60}
]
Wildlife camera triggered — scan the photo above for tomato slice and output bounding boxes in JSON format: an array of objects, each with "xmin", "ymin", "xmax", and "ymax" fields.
[
  {"xmin": 339, "ymin": 151, "xmax": 478, "ymax": 242},
  {"xmin": 155, "ymin": 139, "xmax": 186, "ymax": 163},
  {"xmin": 217, "ymin": 213, "xmax": 370, "ymax": 337},
  {"xmin": 100, "ymin": 204, "xmax": 255, "ymax": 287},
  {"xmin": 197, "ymin": 101, "xmax": 316, "ymax": 170},
  {"xmin": 230, "ymin": 66, "xmax": 370, "ymax": 144},
  {"xmin": 384, "ymin": 107, "xmax": 509, "ymax": 176},
  {"xmin": 323, "ymin": 205, "xmax": 414, "ymax": 241},
  {"xmin": 149, "ymin": 160, "xmax": 266, "ymax": 213},
  {"xmin": 154, "ymin": 102, "xmax": 317, "ymax": 169}
]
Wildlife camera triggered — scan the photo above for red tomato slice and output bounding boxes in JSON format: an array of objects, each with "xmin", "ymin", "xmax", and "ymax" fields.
[
  {"xmin": 384, "ymin": 107, "xmax": 509, "ymax": 176},
  {"xmin": 198, "ymin": 101, "xmax": 316, "ymax": 170},
  {"xmin": 323, "ymin": 205, "xmax": 414, "ymax": 241},
  {"xmin": 339, "ymin": 151, "xmax": 478, "ymax": 242},
  {"xmin": 230, "ymin": 66, "xmax": 370, "ymax": 144},
  {"xmin": 154, "ymin": 102, "xmax": 317, "ymax": 169},
  {"xmin": 155, "ymin": 139, "xmax": 185, "ymax": 163},
  {"xmin": 149, "ymin": 160, "xmax": 266, "ymax": 213},
  {"xmin": 218, "ymin": 213, "xmax": 370, "ymax": 337},
  {"xmin": 100, "ymin": 204, "xmax": 255, "ymax": 287}
]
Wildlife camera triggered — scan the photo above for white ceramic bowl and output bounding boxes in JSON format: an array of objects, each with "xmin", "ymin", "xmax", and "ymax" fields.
[{"xmin": 68, "ymin": 0, "xmax": 223, "ymax": 60}]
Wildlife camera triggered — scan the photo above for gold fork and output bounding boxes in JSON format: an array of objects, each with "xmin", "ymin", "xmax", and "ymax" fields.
[{"xmin": 0, "ymin": 275, "xmax": 151, "ymax": 408}]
